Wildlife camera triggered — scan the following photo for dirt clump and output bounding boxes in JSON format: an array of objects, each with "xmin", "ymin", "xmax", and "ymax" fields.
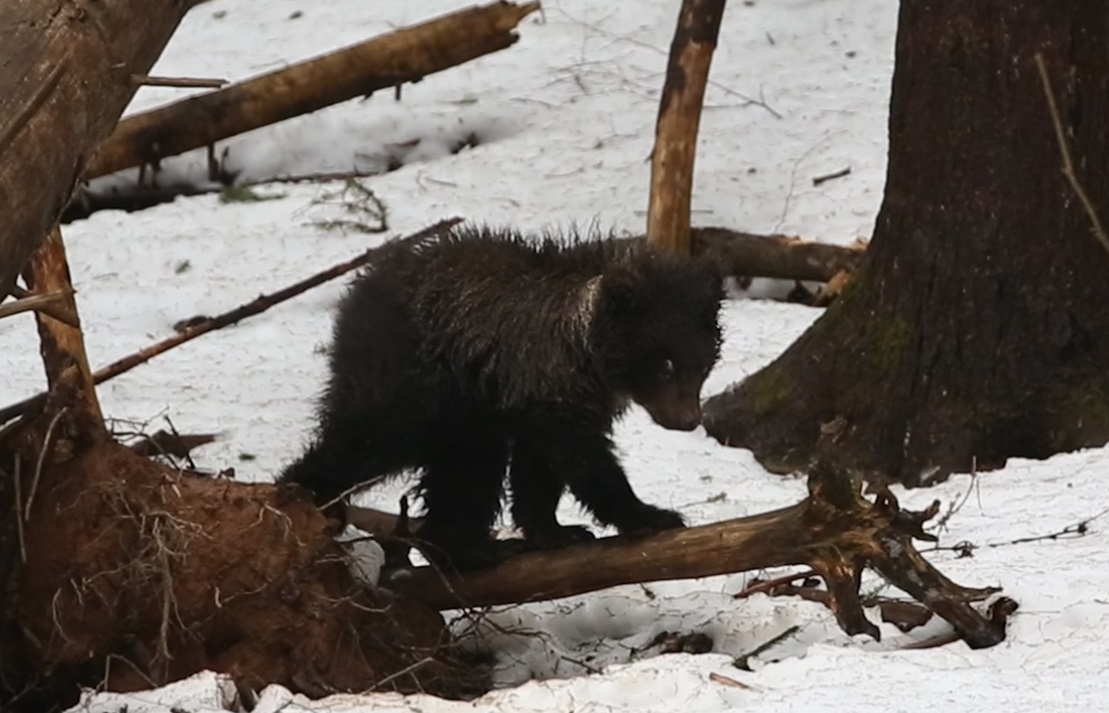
[{"xmin": 0, "ymin": 428, "xmax": 480, "ymax": 712}]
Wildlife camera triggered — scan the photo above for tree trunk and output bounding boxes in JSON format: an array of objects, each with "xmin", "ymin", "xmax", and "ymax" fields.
[
  {"xmin": 645, "ymin": 0, "xmax": 726, "ymax": 255},
  {"xmin": 84, "ymin": 1, "xmax": 541, "ymax": 180},
  {"xmin": 0, "ymin": 0, "xmax": 190, "ymax": 302},
  {"xmin": 703, "ymin": 1, "xmax": 1109, "ymax": 486}
]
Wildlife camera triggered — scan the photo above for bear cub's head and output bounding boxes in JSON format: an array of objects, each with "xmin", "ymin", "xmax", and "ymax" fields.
[{"xmin": 590, "ymin": 250, "xmax": 725, "ymax": 431}]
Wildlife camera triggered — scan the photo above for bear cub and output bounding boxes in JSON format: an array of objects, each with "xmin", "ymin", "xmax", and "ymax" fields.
[{"xmin": 281, "ymin": 225, "xmax": 725, "ymax": 570}]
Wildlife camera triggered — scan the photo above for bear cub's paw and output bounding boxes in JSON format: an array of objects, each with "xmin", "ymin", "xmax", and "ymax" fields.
[
  {"xmin": 616, "ymin": 505, "xmax": 686, "ymax": 536},
  {"xmin": 524, "ymin": 524, "xmax": 597, "ymax": 551},
  {"xmin": 422, "ymin": 538, "xmax": 504, "ymax": 572}
]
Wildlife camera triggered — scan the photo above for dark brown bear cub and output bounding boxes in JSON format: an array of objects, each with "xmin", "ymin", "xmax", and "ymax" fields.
[{"xmin": 281, "ymin": 225, "xmax": 724, "ymax": 570}]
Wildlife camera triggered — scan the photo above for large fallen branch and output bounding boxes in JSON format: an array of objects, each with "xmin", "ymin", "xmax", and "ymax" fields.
[
  {"xmin": 390, "ymin": 462, "xmax": 1014, "ymax": 650},
  {"xmin": 686, "ymin": 227, "xmax": 866, "ymax": 282},
  {"xmin": 0, "ymin": 0, "xmax": 190, "ymax": 302},
  {"xmin": 84, "ymin": 1, "xmax": 541, "ymax": 180},
  {"xmin": 645, "ymin": 0, "xmax": 726, "ymax": 255}
]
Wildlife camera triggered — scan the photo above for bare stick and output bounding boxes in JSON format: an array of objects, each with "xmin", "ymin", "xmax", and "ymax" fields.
[
  {"xmin": 645, "ymin": 0, "xmax": 726, "ymax": 255},
  {"xmin": 25, "ymin": 407, "xmax": 66, "ymax": 521},
  {"xmin": 0, "ymin": 219, "xmax": 463, "ymax": 425},
  {"xmin": 13, "ymin": 454, "xmax": 26, "ymax": 563},
  {"xmin": 812, "ymin": 166, "xmax": 851, "ymax": 186},
  {"xmin": 131, "ymin": 74, "xmax": 227, "ymax": 89},
  {"xmin": 732, "ymin": 569, "xmax": 816, "ymax": 599},
  {"xmin": 1034, "ymin": 52, "xmax": 1109, "ymax": 253},
  {"xmin": 0, "ymin": 288, "xmax": 75, "ymax": 324}
]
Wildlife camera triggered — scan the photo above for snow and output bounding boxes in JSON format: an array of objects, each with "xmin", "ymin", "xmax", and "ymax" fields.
[{"xmin": 0, "ymin": 0, "xmax": 1104, "ymax": 710}]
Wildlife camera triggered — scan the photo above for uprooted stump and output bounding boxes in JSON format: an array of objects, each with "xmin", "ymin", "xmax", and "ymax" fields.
[
  {"xmin": 390, "ymin": 461, "xmax": 1015, "ymax": 649},
  {"xmin": 0, "ymin": 385, "xmax": 479, "ymax": 712}
]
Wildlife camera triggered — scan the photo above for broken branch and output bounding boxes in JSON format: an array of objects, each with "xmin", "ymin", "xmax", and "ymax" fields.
[
  {"xmin": 0, "ymin": 288, "xmax": 75, "ymax": 325},
  {"xmin": 130, "ymin": 74, "xmax": 227, "ymax": 89},
  {"xmin": 85, "ymin": 1, "xmax": 541, "ymax": 179},
  {"xmin": 646, "ymin": 0, "xmax": 726, "ymax": 255}
]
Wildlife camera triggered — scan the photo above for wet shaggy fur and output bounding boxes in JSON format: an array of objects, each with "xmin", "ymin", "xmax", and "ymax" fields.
[{"xmin": 281, "ymin": 225, "xmax": 725, "ymax": 569}]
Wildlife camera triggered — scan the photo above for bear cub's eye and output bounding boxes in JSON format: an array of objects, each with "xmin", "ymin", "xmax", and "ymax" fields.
[{"xmin": 661, "ymin": 358, "xmax": 675, "ymax": 379}]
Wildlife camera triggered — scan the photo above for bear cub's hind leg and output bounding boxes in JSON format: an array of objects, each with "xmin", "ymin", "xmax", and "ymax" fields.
[{"xmin": 416, "ymin": 434, "xmax": 510, "ymax": 571}]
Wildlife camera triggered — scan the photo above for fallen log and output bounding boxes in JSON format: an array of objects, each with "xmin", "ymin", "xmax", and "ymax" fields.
[
  {"xmin": 390, "ymin": 461, "xmax": 1014, "ymax": 650},
  {"xmin": 687, "ymin": 227, "xmax": 866, "ymax": 282},
  {"xmin": 84, "ymin": 1, "xmax": 541, "ymax": 180},
  {"xmin": 0, "ymin": 0, "xmax": 191, "ymax": 302},
  {"xmin": 646, "ymin": 0, "xmax": 726, "ymax": 255}
]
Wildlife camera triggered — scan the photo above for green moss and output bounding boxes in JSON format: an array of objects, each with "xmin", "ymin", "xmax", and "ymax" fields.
[
  {"xmin": 744, "ymin": 366, "xmax": 792, "ymax": 417},
  {"xmin": 864, "ymin": 313, "xmax": 913, "ymax": 372},
  {"xmin": 1063, "ymin": 382, "xmax": 1109, "ymax": 435}
]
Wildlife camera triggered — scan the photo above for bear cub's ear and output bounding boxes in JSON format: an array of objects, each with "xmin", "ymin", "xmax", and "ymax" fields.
[{"xmin": 597, "ymin": 262, "xmax": 648, "ymax": 317}]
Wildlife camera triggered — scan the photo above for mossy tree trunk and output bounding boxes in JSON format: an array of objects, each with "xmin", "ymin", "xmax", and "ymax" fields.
[{"xmin": 703, "ymin": 1, "xmax": 1109, "ymax": 486}]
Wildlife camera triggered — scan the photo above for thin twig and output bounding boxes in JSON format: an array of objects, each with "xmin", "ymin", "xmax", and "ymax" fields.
[
  {"xmin": 26, "ymin": 407, "xmax": 67, "ymax": 520},
  {"xmin": 926, "ymin": 506, "xmax": 1109, "ymax": 556},
  {"xmin": 708, "ymin": 671, "xmax": 758, "ymax": 691},
  {"xmin": 0, "ymin": 219, "xmax": 464, "ymax": 426},
  {"xmin": 812, "ymin": 166, "xmax": 851, "ymax": 186},
  {"xmin": 131, "ymin": 74, "xmax": 227, "ymax": 89},
  {"xmin": 733, "ymin": 569, "xmax": 816, "ymax": 599},
  {"xmin": 13, "ymin": 454, "xmax": 26, "ymax": 563},
  {"xmin": 1034, "ymin": 52, "xmax": 1109, "ymax": 254},
  {"xmin": 369, "ymin": 656, "xmax": 435, "ymax": 691}
]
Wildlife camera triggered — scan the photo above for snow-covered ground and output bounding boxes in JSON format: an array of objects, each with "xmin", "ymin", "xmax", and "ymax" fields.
[{"xmin": 2, "ymin": 0, "xmax": 1107, "ymax": 710}]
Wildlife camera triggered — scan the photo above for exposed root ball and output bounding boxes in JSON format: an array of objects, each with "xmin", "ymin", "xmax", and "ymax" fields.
[{"xmin": 1, "ymin": 437, "xmax": 479, "ymax": 711}]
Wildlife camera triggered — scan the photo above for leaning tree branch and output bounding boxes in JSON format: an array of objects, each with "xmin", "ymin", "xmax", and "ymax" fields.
[
  {"xmin": 645, "ymin": 0, "xmax": 726, "ymax": 255},
  {"xmin": 21, "ymin": 228, "xmax": 103, "ymax": 425},
  {"xmin": 391, "ymin": 462, "xmax": 1014, "ymax": 650},
  {"xmin": 0, "ymin": 0, "xmax": 191, "ymax": 302},
  {"xmin": 84, "ymin": 1, "xmax": 541, "ymax": 180},
  {"xmin": 0, "ymin": 219, "xmax": 463, "ymax": 426}
]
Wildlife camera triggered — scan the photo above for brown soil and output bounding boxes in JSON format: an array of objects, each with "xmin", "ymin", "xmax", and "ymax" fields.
[{"xmin": 0, "ymin": 432, "xmax": 481, "ymax": 712}]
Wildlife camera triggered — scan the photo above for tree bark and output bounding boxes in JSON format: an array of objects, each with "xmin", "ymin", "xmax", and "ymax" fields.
[
  {"xmin": 0, "ymin": 0, "xmax": 190, "ymax": 303},
  {"xmin": 702, "ymin": 1, "xmax": 1109, "ymax": 485},
  {"xmin": 645, "ymin": 0, "xmax": 726, "ymax": 255},
  {"xmin": 83, "ymin": 1, "xmax": 541, "ymax": 181},
  {"xmin": 21, "ymin": 228, "xmax": 102, "ymax": 423},
  {"xmin": 390, "ymin": 462, "xmax": 1013, "ymax": 650}
]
